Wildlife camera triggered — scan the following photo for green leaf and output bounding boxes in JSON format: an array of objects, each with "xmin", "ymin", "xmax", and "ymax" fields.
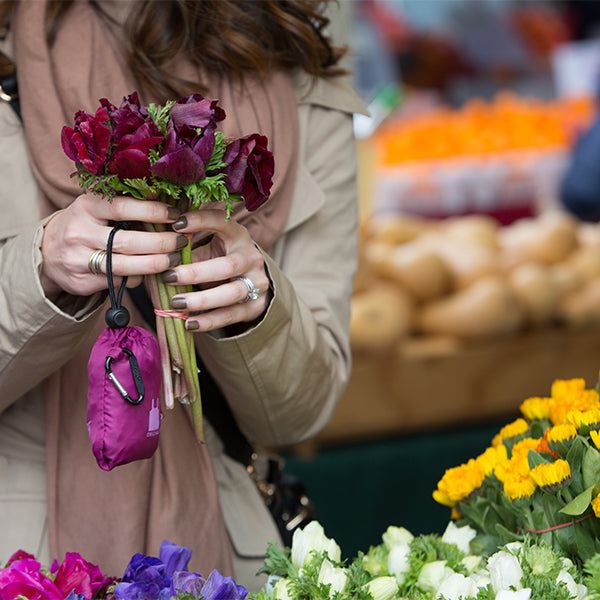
[
  {"xmin": 583, "ymin": 447, "xmax": 600, "ymax": 489},
  {"xmin": 575, "ymin": 520, "xmax": 598, "ymax": 562},
  {"xmin": 559, "ymin": 485, "xmax": 595, "ymax": 516},
  {"xmin": 527, "ymin": 449, "xmax": 551, "ymax": 469}
]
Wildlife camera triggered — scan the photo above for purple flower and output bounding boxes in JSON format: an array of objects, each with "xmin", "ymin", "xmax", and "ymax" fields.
[
  {"xmin": 199, "ymin": 570, "xmax": 248, "ymax": 600},
  {"xmin": 65, "ymin": 593, "xmax": 88, "ymax": 600},
  {"xmin": 100, "ymin": 93, "xmax": 164, "ymax": 180},
  {"xmin": 158, "ymin": 540, "xmax": 192, "ymax": 577},
  {"xmin": 170, "ymin": 571, "xmax": 205, "ymax": 597},
  {"xmin": 61, "ymin": 105, "xmax": 112, "ymax": 176},
  {"xmin": 220, "ymin": 134, "xmax": 274, "ymax": 211},
  {"xmin": 151, "ymin": 94, "xmax": 225, "ymax": 185}
]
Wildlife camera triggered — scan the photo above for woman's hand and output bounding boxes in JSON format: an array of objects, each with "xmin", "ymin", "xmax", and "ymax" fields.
[
  {"xmin": 40, "ymin": 193, "xmax": 187, "ymax": 299},
  {"xmin": 160, "ymin": 209, "xmax": 272, "ymax": 333}
]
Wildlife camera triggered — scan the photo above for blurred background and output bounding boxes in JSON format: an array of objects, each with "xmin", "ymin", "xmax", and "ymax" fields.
[{"xmin": 283, "ymin": 0, "xmax": 600, "ymax": 557}]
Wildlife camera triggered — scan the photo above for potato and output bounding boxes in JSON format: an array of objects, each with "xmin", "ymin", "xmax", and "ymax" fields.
[
  {"xmin": 417, "ymin": 275, "xmax": 524, "ymax": 338},
  {"xmin": 350, "ymin": 284, "xmax": 414, "ymax": 352},
  {"xmin": 506, "ymin": 262, "xmax": 561, "ymax": 326}
]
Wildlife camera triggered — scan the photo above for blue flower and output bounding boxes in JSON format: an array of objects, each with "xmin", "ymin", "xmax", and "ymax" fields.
[
  {"xmin": 113, "ymin": 581, "xmax": 162, "ymax": 600},
  {"xmin": 170, "ymin": 571, "xmax": 205, "ymax": 596},
  {"xmin": 114, "ymin": 553, "xmax": 170, "ymax": 600},
  {"xmin": 159, "ymin": 540, "xmax": 192, "ymax": 578},
  {"xmin": 200, "ymin": 570, "xmax": 248, "ymax": 600},
  {"xmin": 64, "ymin": 593, "xmax": 87, "ymax": 600}
]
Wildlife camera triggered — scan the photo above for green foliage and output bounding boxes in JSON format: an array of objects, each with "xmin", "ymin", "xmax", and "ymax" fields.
[
  {"xmin": 258, "ymin": 543, "xmax": 295, "ymax": 580},
  {"xmin": 362, "ymin": 544, "xmax": 389, "ymax": 577},
  {"xmin": 584, "ymin": 552, "xmax": 600, "ymax": 594}
]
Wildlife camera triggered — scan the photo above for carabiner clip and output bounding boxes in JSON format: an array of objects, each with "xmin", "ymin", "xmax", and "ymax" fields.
[{"xmin": 105, "ymin": 347, "xmax": 145, "ymax": 405}]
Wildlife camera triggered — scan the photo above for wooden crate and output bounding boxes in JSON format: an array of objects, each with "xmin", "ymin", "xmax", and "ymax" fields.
[{"xmin": 315, "ymin": 327, "xmax": 600, "ymax": 446}]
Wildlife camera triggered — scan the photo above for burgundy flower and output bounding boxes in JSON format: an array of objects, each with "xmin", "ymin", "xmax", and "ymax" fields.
[
  {"xmin": 100, "ymin": 93, "xmax": 164, "ymax": 180},
  {"xmin": 220, "ymin": 134, "xmax": 274, "ymax": 211},
  {"xmin": 61, "ymin": 105, "xmax": 112, "ymax": 176},
  {"xmin": 52, "ymin": 552, "xmax": 111, "ymax": 599},
  {"xmin": 170, "ymin": 93, "xmax": 225, "ymax": 132},
  {"xmin": 151, "ymin": 94, "xmax": 225, "ymax": 185}
]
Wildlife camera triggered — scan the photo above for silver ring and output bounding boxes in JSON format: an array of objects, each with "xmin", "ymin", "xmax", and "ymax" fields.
[
  {"xmin": 88, "ymin": 249, "xmax": 106, "ymax": 275},
  {"xmin": 235, "ymin": 276, "xmax": 260, "ymax": 303}
]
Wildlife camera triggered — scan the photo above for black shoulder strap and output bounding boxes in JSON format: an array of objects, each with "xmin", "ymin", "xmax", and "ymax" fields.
[{"xmin": 0, "ymin": 50, "xmax": 20, "ymax": 120}]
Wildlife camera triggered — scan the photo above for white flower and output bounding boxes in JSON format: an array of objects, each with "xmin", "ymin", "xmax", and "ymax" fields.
[
  {"xmin": 272, "ymin": 578, "xmax": 293, "ymax": 600},
  {"xmin": 363, "ymin": 576, "xmax": 399, "ymax": 600},
  {"xmin": 387, "ymin": 543, "xmax": 411, "ymax": 584},
  {"xmin": 487, "ymin": 551, "xmax": 523, "ymax": 593},
  {"xmin": 435, "ymin": 573, "xmax": 475, "ymax": 600},
  {"xmin": 557, "ymin": 570, "xmax": 580, "ymax": 599},
  {"xmin": 382, "ymin": 526, "xmax": 414, "ymax": 550},
  {"xmin": 495, "ymin": 589, "xmax": 531, "ymax": 600},
  {"xmin": 470, "ymin": 570, "xmax": 491, "ymax": 592},
  {"xmin": 264, "ymin": 575, "xmax": 281, "ymax": 597},
  {"xmin": 461, "ymin": 555, "xmax": 483, "ymax": 575},
  {"xmin": 318, "ymin": 559, "xmax": 348, "ymax": 596},
  {"xmin": 290, "ymin": 521, "xmax": 341, "ymax": 568},
  {"xmin": 576, "ymin": 583, "xmax": 588, "ymax": 600},
  {"xmin": 441, "ymin": 521, "xmax": 477, "ymax": 554},
  {"xmin": 418, "ymin": 560, "xmax": 455, "ymax": 593}
]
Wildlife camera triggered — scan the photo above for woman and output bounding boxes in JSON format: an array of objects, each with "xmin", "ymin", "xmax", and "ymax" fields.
[{"xmin": 0, "ymin": 0, "xmax": 365, "ymax": 588}]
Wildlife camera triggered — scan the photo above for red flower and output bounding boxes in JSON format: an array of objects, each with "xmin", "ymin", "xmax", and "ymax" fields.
[
  {"xmin": 220, "ymin": 134, "xmax": 274, "ymax": 211},
  {"xmin": 100, "ymin": 92, "xmax": 164, "ymax": 180},
  {"xmin": 52, "ymin": 552, "xmax": 110, "ymax": 599},
  {"xmin": 61, "ymin": 106, "xmax": 112, "ymax": 176},
  {"xmin": 151, "ymin": 94, "xmax": 225, "ymax": 185}
]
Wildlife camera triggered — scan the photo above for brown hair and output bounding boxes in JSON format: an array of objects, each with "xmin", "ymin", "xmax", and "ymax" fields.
[{"xmin": 1, "ymin": 0, "xmax": 348, "ymax": 100}]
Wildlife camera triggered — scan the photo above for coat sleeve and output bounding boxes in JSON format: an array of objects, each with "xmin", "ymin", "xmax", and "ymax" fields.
[
  {"xmin": 194, "ymin": 93, "xmax": 361, "ymax": 447},
  {"xmin": 0, "ymin": 220, "xmax": 105, "ymax": 413}
]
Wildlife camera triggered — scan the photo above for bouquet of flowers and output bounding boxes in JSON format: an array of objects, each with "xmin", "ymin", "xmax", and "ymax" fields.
[
  {"xmin": 256, "ymin": 519, "xmax": 597, "ymax": 600},
  {"xmin": 433, "ymin": 375, "xmax": 600, "ymax": 568},
  {"xmin": 62, "ymin": 92, "xmax": 274, "ymax": 441},
  {"xmin": 0, "ymin": 540, "xmax": 248, "ymax": 600}
]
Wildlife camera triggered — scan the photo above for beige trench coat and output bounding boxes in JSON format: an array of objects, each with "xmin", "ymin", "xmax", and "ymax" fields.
[{"xmin": 0, "ymin": 71, "xmax": 366, "ymax": 588}]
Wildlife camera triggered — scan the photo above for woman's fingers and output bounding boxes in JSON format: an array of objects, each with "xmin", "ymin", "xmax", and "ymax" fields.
[
  {"xmin": 40, "ymin": 193, "xmax": 185, "ymax": 298},
  {"xmin": 83, "ymin": 194, "xmax": 182, "ymax": 224}
]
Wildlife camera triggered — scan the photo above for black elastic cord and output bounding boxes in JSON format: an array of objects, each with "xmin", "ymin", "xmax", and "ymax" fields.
[
  {"xmin": 106, "ymin": 222, "xmax": 129, "ymax": 310},
  {"xmin": 105, "ymin": 221, "xmax": 132, "ymax": 328}
]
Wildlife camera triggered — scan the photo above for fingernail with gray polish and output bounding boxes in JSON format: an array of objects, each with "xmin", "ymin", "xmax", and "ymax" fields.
[
  {"xmin": 161, "ymin": 269, "xmax": 178, "ymax": 283},
  {"xmin": 170, "ymin": 297, "xmax": 187, "ymax": 309},
  {"xmin": 175, "ymin": 234, "xmax": 189, "ymax": 249},
  {"xmin": 168, "ymin": 252, "xmax": 182, "ymax": 268},
  {"xmin": 173, "ymin": 216, "xmax": 188, "ymax": 231},
  {"xmin": 167, "ymin": 206, "xmax": 181, "ymax": 221},
  {"xmin": 185, "ymin": 320, "xmax": 199, "ymax": 331}
]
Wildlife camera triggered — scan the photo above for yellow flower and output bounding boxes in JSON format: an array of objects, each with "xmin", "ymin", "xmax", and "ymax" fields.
[
  {"xmin": 491, "ymin": 433, "xmax": 503, "ymax": 447},
  {"xmin": 551, "ymin": 378, "xmax": 586, "ymax": 398},
  {"xmin": 566, "ymin": 408, "xmax": 600, "ymax": 431},
  {"xmin": 476, "ymin": 445, "xmax": 508, "ymax": 476},
  {"xmin": 433, "ymin": 459, "xmax": 486, "ymax": 508},
  {"xmin": 590, "ymin": 430, "xmax": 600, "ymax": 450},
  {"xmin": 511, "ymin": 437, "xmax": 541, "ymax": 460},
  {"xmin": 529, "ymin": 459, "xmax": 571, "ymax": 489},
  {"xmin": 502, "ymin": 471, "xmax": 537, "ymax": 500},
  {"xmin": 549, "ymin": 387, "xmax": 600, "ymax": 426},
  {"xmin": 592, "ymin": 494, "xmax": 600, "ymax": 518},
  {"xmin": 547, "ymin": 424, "xmax": 577, "ymax": 444},
  {"xmin": 520, "ymin": 396, "xmax": 551, "ymax": 421},
  {"xmin": 499, "ymin": 418, "xmax": 529, "ymax": 442}
]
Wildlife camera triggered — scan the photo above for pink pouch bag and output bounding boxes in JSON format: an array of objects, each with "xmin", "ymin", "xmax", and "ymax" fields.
[
  {"xmin": 86, "ymin": 222, "xmax": 162, "ymax": 471},
  {"xmin": 87, "ymin": 325, "xmax": 162, "ymax": 471}
]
